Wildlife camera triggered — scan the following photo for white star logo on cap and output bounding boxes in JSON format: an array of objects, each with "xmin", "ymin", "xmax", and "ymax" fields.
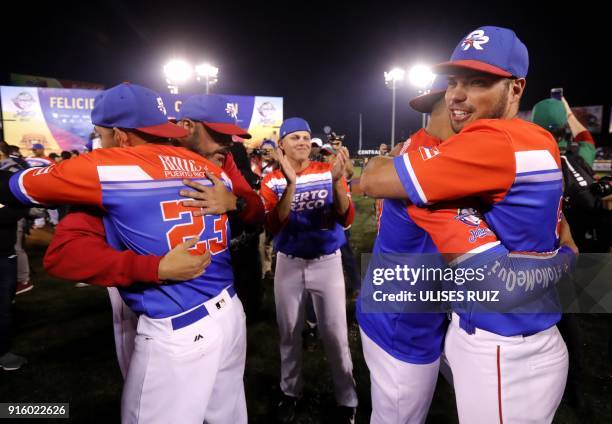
[
  {"xmin": 157, "ymin": 97, "xmax": 167, "ymax": 115},
  {"xmin": 461, "ymin": 30, "xmax": 489, "ymax": 51}
]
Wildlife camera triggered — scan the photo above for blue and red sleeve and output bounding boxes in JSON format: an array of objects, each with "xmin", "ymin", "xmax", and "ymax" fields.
[{"xmin": 393, "ymin": 123, "xmax": 516, "ymax": 207}]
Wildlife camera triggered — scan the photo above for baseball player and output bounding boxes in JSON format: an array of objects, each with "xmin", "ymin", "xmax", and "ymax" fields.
[
  {"xmin": 260, "ymin": 117, "xmax": 358, "ymax": 423},
  {"xmin": 0, "ymin": 83, "xmax": 250, "ymax": 424},
  {"xmin": 361, "ymin": 26, "xmax": 571, "ymax": 423},
  {"xmin": 42, "ymin": 94, "xmax": 265, "ymax": 380},
  {"xmin": 358, "ymin": 76, "xmax": 576, "ymax": 423}
]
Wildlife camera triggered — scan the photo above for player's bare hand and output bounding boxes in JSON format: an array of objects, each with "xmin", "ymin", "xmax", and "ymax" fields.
[
  {"xmin": 559, "ymin": 217, "xmax": 579, "ymax": 255},
  {"xmin": 272, "ymin": 148, "xmax": 297, "ymax": 185},
  {"xmin": 331, "ymin": 147, "xmax": 349, "ymax": 182},
  {"xmin": 158, "ymin": 237, "xmax": 212, "ymax": 281},
  {"xmin": 180, "ymin": 173, "xmax": 237, "ymax": 217}
]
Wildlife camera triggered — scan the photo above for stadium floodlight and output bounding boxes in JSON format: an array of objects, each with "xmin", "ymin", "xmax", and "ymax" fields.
[
  {"xmin": 195, "ymin": 63, "xmax": 219, "ymax": 94},
  {"xmin": 407, "ymin": 64, "xmax": 435, "ymax": 90},
  {"xmin": 408, "ymin": 64, "xmax": 435, "ymax": 128},
  {"xmin": 163, "ymin": 59, "xmax": 193, "ymax": 94},
  {"xmin": 384, "ymin": 67, "xmax": 406, "ymax": 148}
]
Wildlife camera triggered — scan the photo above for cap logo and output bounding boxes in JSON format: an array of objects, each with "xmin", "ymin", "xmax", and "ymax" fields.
[
  {"xmin": 461, "ymin": 30, "xmax": 489, "ymax": 51},
  {"xmin": 225, "ymin": 103, "xmax": 239, "ymax": 119},
  {"xmin": 157, "ymin": 97, "xmax": 167, "ymax": 116}
]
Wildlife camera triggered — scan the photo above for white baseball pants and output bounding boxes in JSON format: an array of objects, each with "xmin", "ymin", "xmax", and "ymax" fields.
[
  {"xmin": 360, "ymin": 329, "xmax": 440, "ymax": 424},
  {"xmin": 274, "ymin": 250, "xmax": 358, "ymax": 407},
  {"xmin": 445, "ymin": 313, "xmax": 568, "ymax": 424},
  {"xmin": 108, "ymin": 287, "xmax": 138, "ymax": 379},
  {"xmin": 121, "ymin": 288, "xmax": 247, "ymax": 424}
]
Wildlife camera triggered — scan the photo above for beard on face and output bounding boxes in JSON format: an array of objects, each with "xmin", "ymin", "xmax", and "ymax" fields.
[
  {"xmin": 484, "ymin": 81, "xmax": 510, "ymax": 120},
  {"xmin": 450, "ymin": 81, "xmax": 510, "ymax": 133}
]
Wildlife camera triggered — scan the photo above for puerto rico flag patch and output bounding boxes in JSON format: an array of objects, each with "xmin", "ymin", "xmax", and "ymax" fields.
[{"xmin": 419, "ymin": 146, "xmax": 440, "ymax": 161}]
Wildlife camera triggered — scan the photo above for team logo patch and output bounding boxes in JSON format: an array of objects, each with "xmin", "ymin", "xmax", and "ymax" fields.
[
  {"xmin": 456, "ymin": 208, "xmax": 495, "ymax": 243},
  {"xmin": 455, "ymin": 208, "xmax": 483, "ymax": 227},
  {"xmin": 156, "ymin": 97, "xmax": 167, "ymax": 115},
  {"xmin": 461, "ymin": 30, "xmax": 489, "ymax": 51},
  {"xmin": 418, "ymin": 146, "xmax": 440, "ymax": 161},
  {"xmin": 226, "ymin": 103, "xmax": 239, "ymax": 119}
]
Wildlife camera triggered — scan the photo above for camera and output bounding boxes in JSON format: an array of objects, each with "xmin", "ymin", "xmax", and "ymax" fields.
[
  {"xmin": 328, "ymin": 132, "xmax": 345, "ymax": 142},
  {"xmin": 551, "ymin": 87, "xmax": 563, "ymax": 101},
  {"xmin": 590, "ymin": 176, "xmax": 612, "ymax": 198}
]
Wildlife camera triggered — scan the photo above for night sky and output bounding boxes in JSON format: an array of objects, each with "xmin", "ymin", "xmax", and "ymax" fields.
[{"xmin": 3, "ymin": 1, "xmax": 609, "ymax": 150}]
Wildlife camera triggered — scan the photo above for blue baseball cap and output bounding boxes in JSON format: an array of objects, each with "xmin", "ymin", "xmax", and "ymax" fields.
[
  {"xmin": 177, "ymin": 95, "xmax": 252, "ymax": 139},
  {"xmin": 279, "ymin": 117, "xmax": 311, "ymax": 139},
  {"xmin": 409, "ymin": 76, "xmax": 448, "ymax": 114},
  {"xmin": 433, "ymin": 26, "xmax": 529, "ymax": 78},
  {"xmin": 31, "ymin": 143, "xmax": 44, "ymax": 150},
  {"xmin": 92, "ymin": 83, "xmax": 187, "ymax": 138},
  {"xmin": 261, "ymin": 139, "xmax": 277, "ymax": 149}
]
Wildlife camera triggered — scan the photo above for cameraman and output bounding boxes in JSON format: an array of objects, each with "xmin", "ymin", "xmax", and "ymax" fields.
[
  {"xmin": 532, "ymin": 96, "xmax": 611, "ymax": 414},
  {"xmin": 532, "ymin": 96, "xmax": 609, "ymax": 252},
  {"xmin": 253, "ymin": 140, "xmax": 278, "ymax": 281},
  {"xmin": 260, "ymin": 139, "xmax": 278, "ymax": 177}
]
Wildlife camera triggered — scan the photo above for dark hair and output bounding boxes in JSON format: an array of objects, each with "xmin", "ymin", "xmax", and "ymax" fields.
[
  {"xmin": 70, "ymin": 149, "xmax": 80, "ymax": 156},
  {"xmin": 60, "ymin": 151, "xmax": 72, "ymax": 160},
  {"xmin": 0, "ymin": 141, "xmax": 11, "ymax": 157},
  {"xmin": 126, "ymin": 129, "xmax": 172, "ymax": 144},
  {"xmin": 49, "ymin": 152, "xmax": 59, "ymax": 159}
]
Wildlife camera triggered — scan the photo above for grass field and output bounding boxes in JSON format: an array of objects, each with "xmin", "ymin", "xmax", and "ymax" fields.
[{"xmin": 2, "ymin": 195, "xmax": 611, "ymax": 423}]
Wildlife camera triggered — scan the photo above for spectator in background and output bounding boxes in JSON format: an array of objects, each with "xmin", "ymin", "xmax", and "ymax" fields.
[
  {"xmin": 8, "ymin": 145, "xmax": 23, "ymax": 159},
  {"xmin": 25, "ymin": 145, "xmax": 58, "ymax": 227},
  {"xmin": 258, "ymin": 140, "xmax": 278, "ymax": 281},
  {"xmin": 532, "ymin": 95, "xmax": 606, "ymax": 416},
  {"xmin": 26, "ymin": 143, "xmax": 52, "ymax": 168},
  {"xmin": 260, "ymin": 140, "xmax": 278, "ymax": 177},
  {"xmin": 378, "ymin": 143, "xmax": 389, "ymax": 156},
  {"xmin": 70, "ymin": 149, "xmax": 80, "ymax": 157},
  {"xmin": 0, "ymin": 141, "xmax": 29, "ymax": 370},
  {"xmin": 532, "ymin": 96, "xmax": 596, "ymax": 166},
  {"xmin": 48, "ymin": 152, "xmax": 60, "ymax": 163},
  {"xmin": 60, "ymin": 151, "xmax": 72, "ymax": 161},
  {"xmin": 310, "ymin": 138, "xmax": 323, "ymax": 161},
  {"xmin": 6, "ymin": 146, "xmax": 28, "ymax": 170}
]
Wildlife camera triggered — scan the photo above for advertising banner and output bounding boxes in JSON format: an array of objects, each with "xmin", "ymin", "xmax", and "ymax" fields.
[{"xmin": 1, "ymin": 86, "xmax": 283, "ymax": 153}]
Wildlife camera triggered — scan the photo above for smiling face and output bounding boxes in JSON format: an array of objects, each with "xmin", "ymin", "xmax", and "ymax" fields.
[
  {"xmin": 445, "ymin": 69, "xmax": 525, "ymax": 133},
  {"xmin": 280, "ymin": 131, "xmax": 312, "ymax": 162}
]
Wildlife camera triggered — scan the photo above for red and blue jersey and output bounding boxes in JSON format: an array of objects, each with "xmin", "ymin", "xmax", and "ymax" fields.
[
  {"xmin": 25, "ymin": 156, "xmax": 53, "ymax": 167},
  {"xmin": 8, "ymin": 144, "xmax": 234, "ymax": 319},
  {"xmin": 260, "ymin": 162, "xmax": 354, "ymax": 259},
  {"xmin": 358, "ymin": 129, "xmax": 501, "ymax": 363},
  {"xmin": 393, "ymin": 119, "xmax": 564, "ymax": 335}
]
